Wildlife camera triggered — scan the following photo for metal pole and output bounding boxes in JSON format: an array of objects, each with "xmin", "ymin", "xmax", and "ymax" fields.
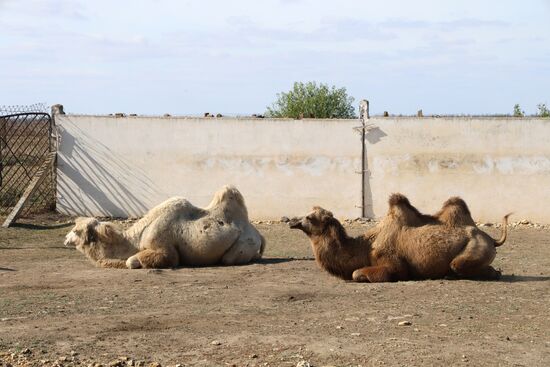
[
  {"xmin": 50, "ymin": 104, "xmax": 64, "ymax": 211},
  {"xmin": 0, "ymin": 117, "xmax": 4, "ymax": 187},
  {"xmin": 359, "ymin": 100, "xmax": 369, "ymax": 218}
]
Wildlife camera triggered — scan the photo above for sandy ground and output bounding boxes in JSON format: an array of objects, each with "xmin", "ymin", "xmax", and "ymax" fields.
[{"xmin": 0, "ymin": 216, "xmax": 549, "ymax": 367}]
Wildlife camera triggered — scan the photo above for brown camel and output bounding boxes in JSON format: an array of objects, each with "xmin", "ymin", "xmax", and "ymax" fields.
[{"xmin": 289, "ymin": 195, "xmax": 510, "ymax": 282}]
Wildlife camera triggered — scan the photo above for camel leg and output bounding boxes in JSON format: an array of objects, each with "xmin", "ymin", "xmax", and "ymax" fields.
[
  {"xmin": 352, "ymin": 257, "xmax": 409, "ymax": 282},
  {"xmin": 352, "ymin": 263, "xmax": 408, "ymax": 283},
  {"xmin": 220, "ymin": 238, "xmax": 263, "ymax": 265},
  {"xmin": 126, "ymin": 255, "xmax": 143, "ymax": 269},
  {"xmin": 352, "ymin": 266, "xmax": 393, "ymax": 282},
  {"xmin": 450, "ymin": 239, "xmax": 499, "ymax": 280},
  {"xmin": 475, "ymin": 265, "xmax": 501, "ymax": 280},
  {"xmin": 220, "ymin": 245, "xmax": 249, "ymax": 265},
  {"xmin": 126, "ymin": 247, "xmax": 179, "ymax": 269},
  {"xmin": 96, "ymin": 259, "xmax": 128, "ymax": 269},
  {"xmin": 450, "ymin": 258, "xmax": 501, "ymax": 280}
]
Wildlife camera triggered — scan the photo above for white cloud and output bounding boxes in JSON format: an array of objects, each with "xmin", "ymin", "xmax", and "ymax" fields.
[{"xmin": 0, "ymin": 0, "xmax": 548, "ymax": 115}]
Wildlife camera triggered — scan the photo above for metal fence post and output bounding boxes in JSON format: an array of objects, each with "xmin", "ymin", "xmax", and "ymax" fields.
[
  {"xmin": 359, "ymin": 100, "xmax": 369, "ymax": 218},
  {"xmin": 50, "ymin": 104, "xmax": 63, "ymax": 212}
]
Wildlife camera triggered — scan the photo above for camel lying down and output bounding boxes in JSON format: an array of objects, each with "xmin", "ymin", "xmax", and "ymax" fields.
[
  {"xmin": 64, "ymin": 185, "xmax": 265, "ymax": 269},
  {"xmin": 289, "ymin": 194, "xmax": 511, "ymax": 282}
]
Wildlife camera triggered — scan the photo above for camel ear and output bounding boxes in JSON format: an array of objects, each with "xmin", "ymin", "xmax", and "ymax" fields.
[{"xmin": 320, "ymin": 210, "xmax": 333, "ymax": 222}]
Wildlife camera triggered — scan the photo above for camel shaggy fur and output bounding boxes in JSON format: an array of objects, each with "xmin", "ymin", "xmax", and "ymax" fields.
[
  {"xmin": 289, "ymin": 195, "xmax": 510, "ymax": 282},
  {"xmin": 289, "ymin": 206, "xmax": 374, "ymax": 280},
  {"xmin": 433, "ymin": 196, "xmax": 477, "ymax": 227},
  {"xmin": 388, "ymin": 195, "xmax": 477, "ymax": 228},
  {"xmin": 64, "ymin": 185, "xmax": 265, "ymax": 269},
  {"xmin": 64, "ymin": 218, "xmax": 138, "ymax": 269}
]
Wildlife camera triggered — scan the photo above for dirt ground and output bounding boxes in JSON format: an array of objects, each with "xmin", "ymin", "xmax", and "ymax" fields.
[{"xmin": 1, "ymin": 215, "xmax": 549, "ymax": 367}]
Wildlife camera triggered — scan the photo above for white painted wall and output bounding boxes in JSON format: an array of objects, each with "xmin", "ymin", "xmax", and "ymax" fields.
[
  {"xmin": 56, "ymin": 114, "xmax": 550, "ymax": 223},
  {"xmin": 364, "ymin": 117, "xmax": 550, "ymax": 223},
  {"xmin": 56, "ymin": 115, "xmax": 363, "ymax": 219}
]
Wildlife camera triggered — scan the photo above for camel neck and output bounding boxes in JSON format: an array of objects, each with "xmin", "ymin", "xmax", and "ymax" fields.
[
  {"xmin": 112, "ymin": 231, "xmax": 135, "ymax": 249},
  {"xmin": 309, "ymin": 224, "xmax": 371, "ymax": 280}
]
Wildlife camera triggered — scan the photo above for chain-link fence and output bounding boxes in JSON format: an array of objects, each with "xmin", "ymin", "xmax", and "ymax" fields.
[{"xmin": 0, "ymin": 104, "xmax": 56, "ymax": 221}]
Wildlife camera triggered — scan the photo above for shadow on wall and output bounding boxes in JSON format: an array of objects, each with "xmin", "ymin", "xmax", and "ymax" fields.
[
  {"xmin": 365, "ymin": 126, "xmax": 387, "ymax": 145},
  {"xmin": 363, "ymin": 126, "xmax": 387, "ymax": 218},
  {"xmin": 57, "ymin": 120, "xmax": 167, "ymax": 217}
]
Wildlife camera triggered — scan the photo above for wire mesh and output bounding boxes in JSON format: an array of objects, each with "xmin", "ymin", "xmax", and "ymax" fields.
[
  {"xmin": 0, "ymin": 103, "xmax": 49, "ymax": 115},
  {"xmin": 0, "ymin": 104, "xmax": 55, "ymax": 220}
]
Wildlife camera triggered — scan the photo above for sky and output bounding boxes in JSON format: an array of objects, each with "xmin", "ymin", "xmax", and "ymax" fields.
[{"xmin": 0, "ymin": 0, "xmax": 549, "ymax": 116}]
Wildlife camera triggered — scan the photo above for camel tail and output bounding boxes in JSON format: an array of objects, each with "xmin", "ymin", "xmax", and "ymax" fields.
[{"xmin": 494, "ymin": 212, "xmax": 513, "ymax": 247}]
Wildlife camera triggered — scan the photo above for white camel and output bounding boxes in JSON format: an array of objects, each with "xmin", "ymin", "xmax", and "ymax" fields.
[{"xmin": 64, "ymin": 185, "xmax": 265, "ymax": 269}]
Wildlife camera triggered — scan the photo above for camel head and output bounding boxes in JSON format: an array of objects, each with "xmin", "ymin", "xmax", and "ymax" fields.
[
  {"xmin": 64, "ymin": 217, "xmax": 118, "ymax": 251},
  {"xmin": 288, "ymin": 206, "xmax": 335, "ymax": 236},
  {"xmin": 64, "ymin": 217, "xmax": 99, "ymax": 248}
]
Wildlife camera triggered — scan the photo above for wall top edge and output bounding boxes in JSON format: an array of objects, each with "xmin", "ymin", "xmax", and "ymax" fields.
[
  {"xmin": 60, "ymin": 114, "xmax": 356, "ymax": 122},
  {"xmin": 59, "ymin": 114, "xmax": 550, "ymax": 122}
]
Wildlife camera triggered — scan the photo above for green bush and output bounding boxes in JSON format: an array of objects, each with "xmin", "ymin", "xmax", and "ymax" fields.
[
  {"xmin": 266, "ymin": 81, "xmax": 356, "ymax": 119},
  {"xmin": 537, "ymin": 103, "xmax": 550, "ymax": 117},
  {"xmin": 513, "ymin": 104, "xmax": 524, "ymax": 117}
]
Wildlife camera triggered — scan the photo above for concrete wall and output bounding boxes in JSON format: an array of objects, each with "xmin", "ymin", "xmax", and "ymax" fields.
[
  {"xmin": 56, "ymin": 115, "xmax": 363, "ymax": 219},
  {"xmin": 56, "ymin": 114, "xmax": 550, "ymax": 222},
  {"xmin": 364, "ymin": 117, "xmax": 550, "ymax": 223}
]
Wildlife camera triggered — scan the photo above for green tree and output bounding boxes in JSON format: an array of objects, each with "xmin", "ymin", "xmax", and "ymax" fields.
[
  {"xmin": 266, "ymin": 81, "xmax": 356, "ymax": 119},
  {"xmin": 513, "ymin": 104, "xmax": 524, "ymax": 117},
  {"xmin": 536, "ymin": 103, "xmax": 550, "ymax": 117}
]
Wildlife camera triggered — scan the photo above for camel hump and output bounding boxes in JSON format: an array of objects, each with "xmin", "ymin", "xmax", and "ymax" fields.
[
  {"xmin": 205, "ymin": 184, "xmax": 247, "ymax": 211},
  {"xmin": 443, "ymin": 196, "xmax": 466, "ymax": 206},
  {"xmin": 388, "ymin": 193, "xmax": 411, "ymax": 207},
  {"xmin": 442, "ymin": 197, "xmax": 471, "ymax": 212}
]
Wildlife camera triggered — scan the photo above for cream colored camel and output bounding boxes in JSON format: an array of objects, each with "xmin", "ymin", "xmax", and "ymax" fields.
[{"xmin": 64, "ymin": 185, "xmax": 265, "ymax": 269}]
